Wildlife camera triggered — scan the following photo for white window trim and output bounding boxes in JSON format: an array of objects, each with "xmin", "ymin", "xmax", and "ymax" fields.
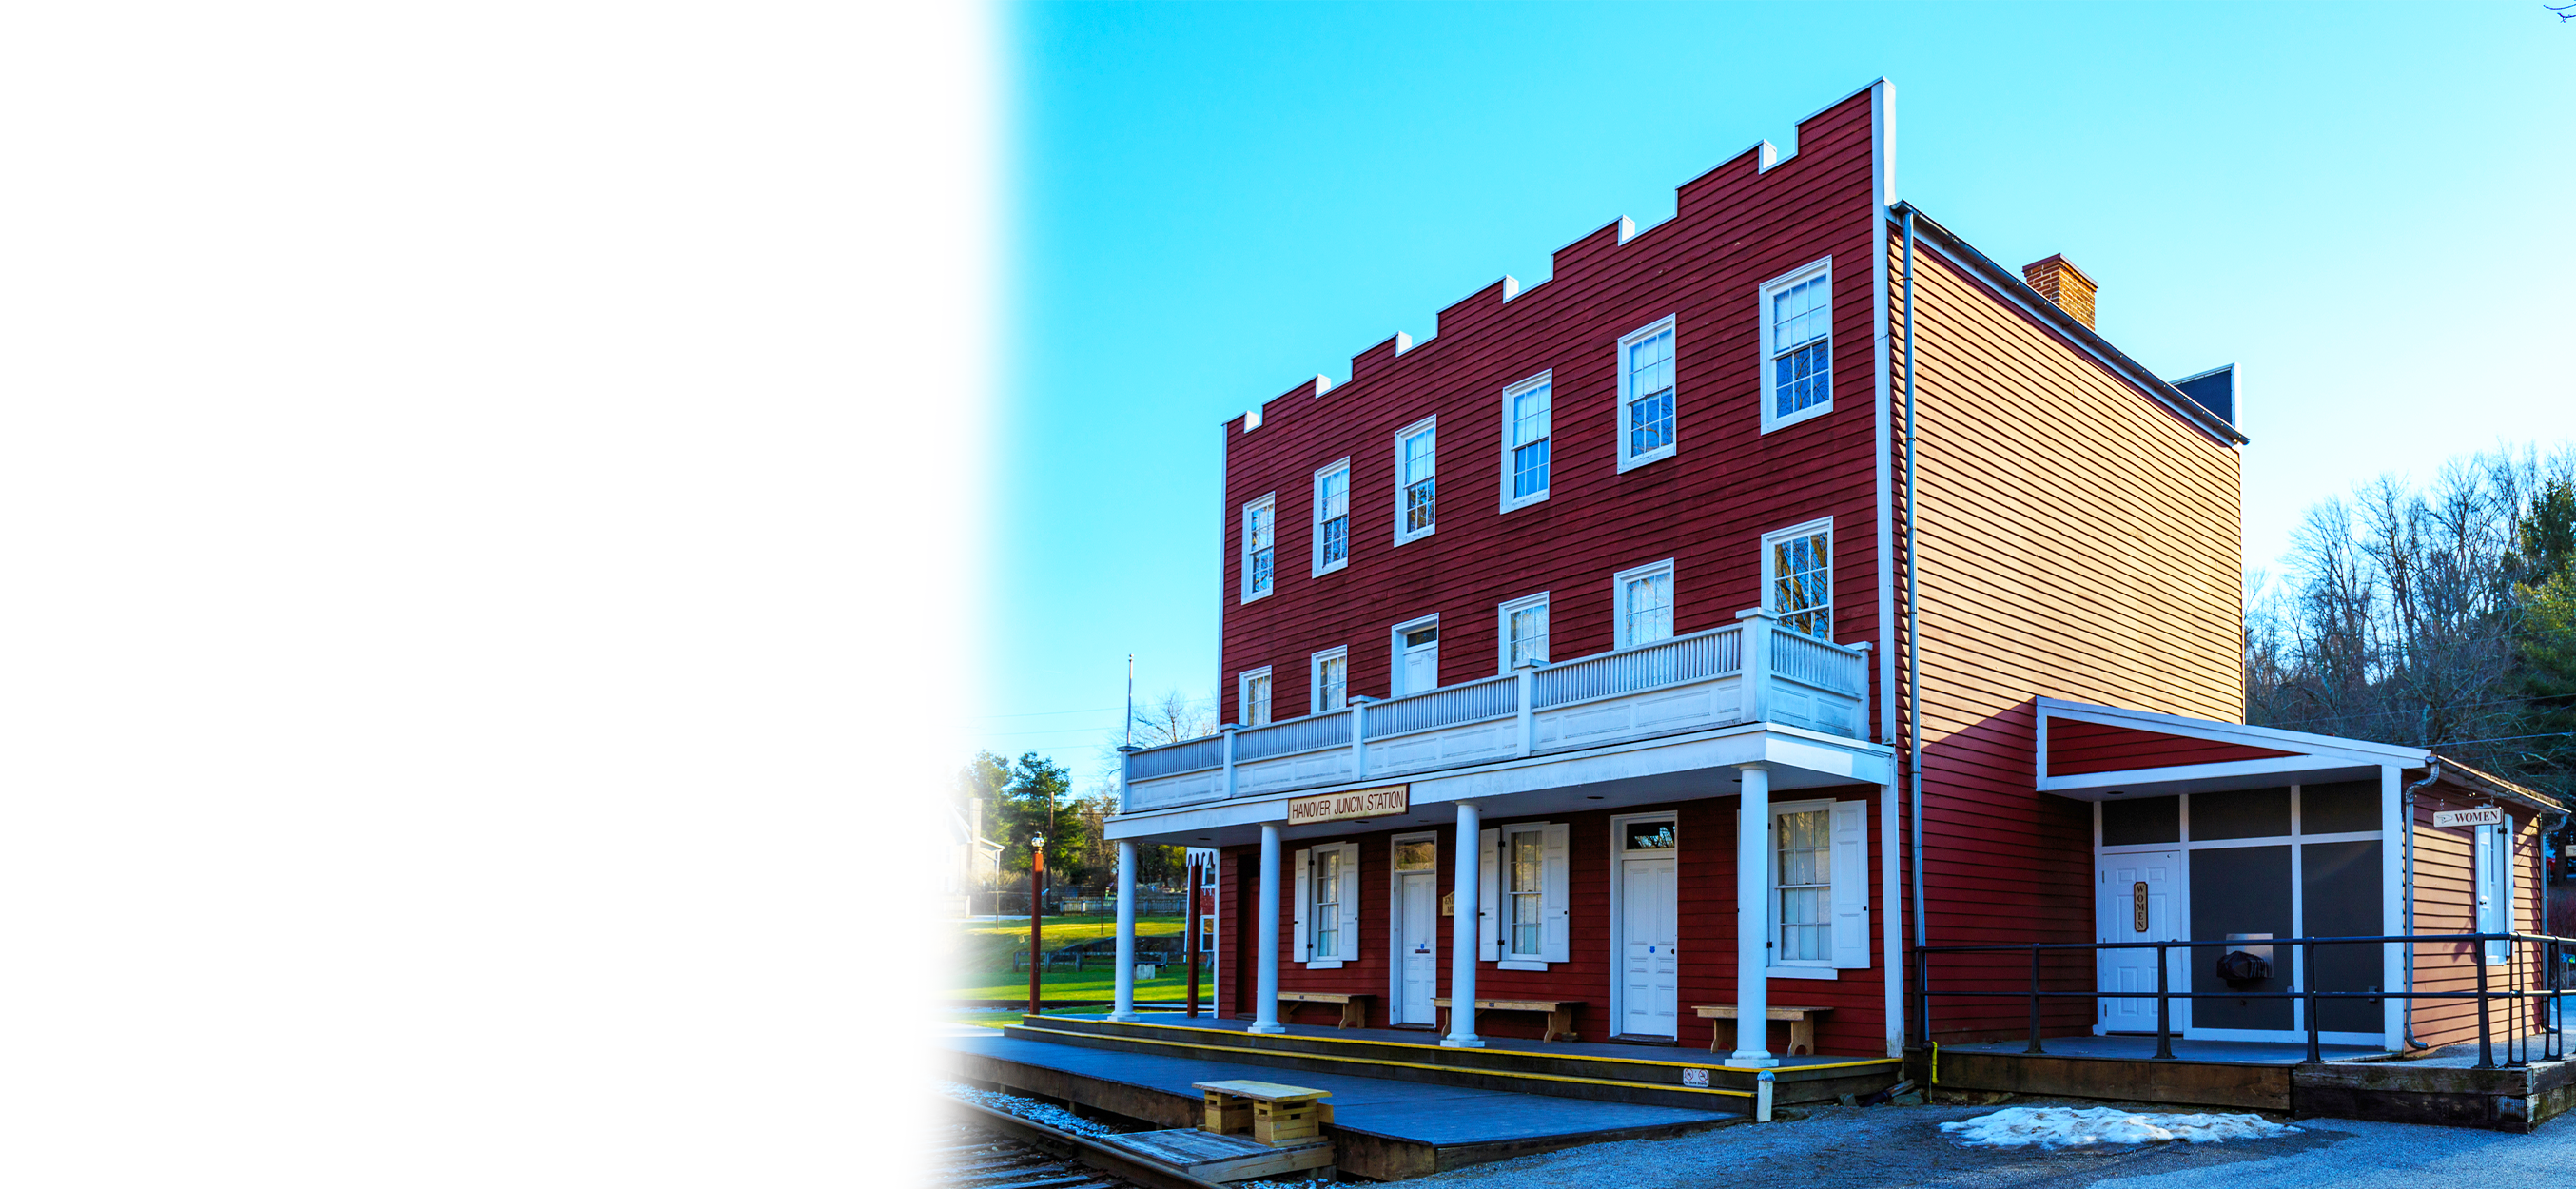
[
  {"xmin": 1496, "ymin": 592, "xmax": 1550, "ymax": 674},
  {"xmin": 1498, "ymin": 369, "xmax": 1553, "ymax": 513},
  {"xmin": 1295, "ymin": 840, "xmax": 1361, "ymax": 969},
  {"xmin": 1393, "ymin": 415, "xmax": 1438, "ymax": 546},
  {"xmin": 1761, "ymin": 517, "xmax": 1834, "ymax": 637},
  {"xmin": 1309, "ymin": 646, "xmax": 1349, "ymax": 715},
  {"xmin": 1239, "ymin": 493, "xmax": 1277, "ymax": 604},
  {"xmin": 1390, "ymin": 614, "xmax": 1439, "ymax": 699},
  {"xmin": 1614, "ymin": 315, "xmax": 1678, "ymax": 472},
  {"xmin": 1238, "ymin": 666, "xmax": 1273, "ymax": 728},
  {"xmin": 1610, "ymin": 558, "xmax": 1677, "ymax": 651},
  {"xmin": 1311, "ymin": 458, "xmax": 1352, "ymax": 577},
  {"xmin": 1757, "ymin": 257, "xmax": 1834, "ymax": 434},
  {"xmin": 1767, "ymin": 797, "xmax": 1838, "ymax": 971}
]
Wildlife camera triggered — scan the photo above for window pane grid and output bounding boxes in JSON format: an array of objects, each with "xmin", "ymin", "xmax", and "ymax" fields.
[
  {"xmin": 1777, "ymin": 809, "xmax": 1830, "ymax": 962},
  {"xmin": 1622, "ymin": 572, "xmax": 1672, "ymax": 645},
  {"xmin": 1509, "ymin": 603, "xmax": 1549, "ymax": 668},
  {"xmin": 1319, "ymin": 656, "xmax": 1347, "ymax": 711},
  {"xmin": 1246, "ymin": 673, "xmax": 1271, "ymax": 726},
  {"xmin": 1769, "ymin": 274, "xmax": 1830, "ymax": 419},
  {"xmin": 1402, "ymin": 426, "xmax": 1437, "ymax": 534},
  {"xmin": 1318, "ymin": 467, "xmax": 1350, "ymax": 566},
  {"xmin": 1315, "ymin": 849, "xmax": 1342, "ymax": 959},
  {"xmin": 1510, "ymin": 832, "xmax": 1541, "ymax": 957},
  {"xmin": 1246, "ymin": 503, "xmax": 1274, "ymax": 596},
  {"xmin": 1626, "ymin": 328, "xmax": 1675, "ymax": 458},
  {"xmin": 1771, "ymin": 532, "xmax": 1831, "ymax": 638},
  {"xmin": 1511, "ymin": 383, "xmax": 1552, "ymax": 498}
]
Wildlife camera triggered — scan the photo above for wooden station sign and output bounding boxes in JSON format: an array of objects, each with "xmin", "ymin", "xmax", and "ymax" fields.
[
  {"xmin": 2434, "ymin": 806, "xmax": 2505, "ymax": 828},
  {"xmin": 1287, "ymin": 784, "xmax": 1410, "ymax": 826}
]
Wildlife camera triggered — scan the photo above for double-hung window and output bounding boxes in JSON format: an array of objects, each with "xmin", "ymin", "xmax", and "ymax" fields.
[
  {"xmin": 1295, "ymin": 841, "xmax": 1361, "ymax": 968},
  {"xmin": 1612, "ymin": 559, "xmax": 1675, "ymax": 650},
  {"xmin": 1395, "ymin": 418, "xmax": 1437, "ymax": 543},
  {"xmin": 1498, "ymin": 593, "xmax": 1550, "ymax": 672},
  {"xmin": 1760, "ymin": 259, "xmax": 1833, "ymax": 432},
  {"xmin": 1312, "ymin": 459, "xmax": 1351, "ymax": 575},
  {"xmin": 1500, "ymin": 371, "xmax": 1552, "ymax": 511},
  {"xmin": 1311, "ymin": 647, "xmax": 1349, "ymax": 713},
  {"xmin": 1478, "ymin": 822, "xmax": 1568, "ymax": 969},
  {"xmin": 1239, "ymin": 667, "xmax": 1273, "ymax": 727},
  {"xmin": 1766, "ymin": 798, "xmax": 1870, "ymax": 972},
  {"xmin": 1616, "ymin": 316, "xmax": 1677, "ymax": 470},
  {"xmin": 1763, "ymin": 517, "xmax": 1833, "ymax": 638},
  {"xmin": 1240, "ymin": 495, "xmax": 1276, "ymax": 602}
]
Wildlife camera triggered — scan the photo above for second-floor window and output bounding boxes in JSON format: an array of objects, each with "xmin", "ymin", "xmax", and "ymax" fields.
[
  {"xmin": 1312, "ymin": 647, "xmax": 1348, "ymax": 713},
  {"xmin": 1764, "ymin": 518, "xmax": 1832, "ymax": 637},
  {"xmin": 1502, "ymin": 371, "xmax": 1552, "ymax": 510},
  {"xmin": 1761, "ymin": 259, "xmax": 1833, "ymax": 431},
  {"xmin": 1313, "ymin": 459, "xmax": 1351, "ymax": 575},
  {"xmin": 1395, "ymin": 418, "xmax": 1437, "ymax": 543},
  {"xmin": 1613, "ymin": 559, "xmax": 1675, "ymax": 649},
  {"xmin": 1617, "ymin": 316, "xmax": 1677, "ymax": 470},
  {"xmin": 1241, "ymin": 495, "xmax": 1276, "ymax": 602},
  {"xmin": 1499, "ymin": 593, "xmax": 1549, "ymax": 671},
  {"xmin": 1239, "ymin": 667, "xmax": 1273, "ymax": 727}
]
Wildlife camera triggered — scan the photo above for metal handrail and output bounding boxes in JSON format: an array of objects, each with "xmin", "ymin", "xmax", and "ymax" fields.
[{"xmin": 1911, "ymin": 930, "xmax": 2576, "ymax": 1069}]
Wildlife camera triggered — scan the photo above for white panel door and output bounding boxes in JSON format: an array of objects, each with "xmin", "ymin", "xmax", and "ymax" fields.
[
  {"xmin": 1620, "ymin": 857, "xmax": 1678, "ymax": 1037},
  {"xmin": 2097, "ymin": 850, "xmax": 2186, "ymax": 1034},
  {"xmin": 1394, "ymin": 870, "xmax": 1437, "ymax": 1025}
]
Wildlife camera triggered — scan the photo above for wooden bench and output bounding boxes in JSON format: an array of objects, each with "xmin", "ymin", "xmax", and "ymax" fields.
[
  {"xmin": 1193, "ymin": 1079, "xmax": 1335, "ymax": 1147},
  {"xmin": 1694, "ymin": 1004, "xmax": 1831, "ymax": 1056},
  {"xmin": 1433, "ymin": 997, "xmax": 1584, "ymax": 1043},
  {"xmin": 1276, "ymin": 991, "xmax": 1373, "ymax": 1029}
]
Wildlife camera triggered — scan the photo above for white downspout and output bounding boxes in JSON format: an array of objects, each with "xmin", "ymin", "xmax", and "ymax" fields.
[{"xmin": 2401, "ymin": 758, "xmax": 2441, "ymax": 1050}]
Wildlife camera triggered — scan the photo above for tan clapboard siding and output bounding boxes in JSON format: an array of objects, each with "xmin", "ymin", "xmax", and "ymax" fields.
[
  {"xmin": 2410, "ymin": 804, "xmax": 2547, "ymax": 1050},
  {"xmin": 1899, "ymin": 231, "xmax": 2244, "ymax": 979}
]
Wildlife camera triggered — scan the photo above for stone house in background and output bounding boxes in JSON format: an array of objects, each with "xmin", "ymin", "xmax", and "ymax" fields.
[{"xmin": 927, "ymin": 797, "xmax": 1005, "ymax": 890}]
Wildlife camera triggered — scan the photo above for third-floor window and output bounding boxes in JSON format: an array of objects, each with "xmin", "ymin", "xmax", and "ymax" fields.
[
  {"xmin": 1395, "ymin": 418, "xmax": 1437, "ymax": 544},
  {"xmin": 1617, "ymin": 317, "xmax": 1677, "ymax": 471},
  {"xmin": 1241, "ymin": 495, "xmax": 1276, "ymax": 603},
  {"xmin": 1502, "ymin": 371, "xmax": 1552, "ymax": 511},
  {"xmin": 1762, "ymin": 259, "xmax": 1833, "ymax": 432},
  {"xmin": 1313, "ymin": 459, "xmax": 1351, "ymax": 575}
]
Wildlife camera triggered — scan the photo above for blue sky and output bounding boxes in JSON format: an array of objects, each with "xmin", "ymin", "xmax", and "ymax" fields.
[{"xmin": 980, "ymin": 1, "xmax": 2575, "ymax": 784}]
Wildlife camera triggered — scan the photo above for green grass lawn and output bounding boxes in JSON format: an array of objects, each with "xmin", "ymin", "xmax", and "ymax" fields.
[{"xmin": 953, "ymin": 914, "xmax": 1209, "ymax": 1003}]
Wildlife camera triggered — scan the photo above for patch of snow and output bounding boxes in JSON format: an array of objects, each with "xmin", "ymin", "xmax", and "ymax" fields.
[
  {"xmin": 937, "ymin": 1080, "xmax": 1126, "ymax": 1138},
  {"xmin": 1940, "ymin": 1105, "xmax": 2299, "ymax": 1149}
]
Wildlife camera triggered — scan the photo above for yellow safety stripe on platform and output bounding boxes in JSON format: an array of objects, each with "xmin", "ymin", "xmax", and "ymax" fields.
[
  {"xmin": 1010, "ymin": 1023, "xmax": 1755, "ymax": 1099},
  {"xmin": 1026, "ymin": 1016, "xmax": 1899, "ymax": 1075}
]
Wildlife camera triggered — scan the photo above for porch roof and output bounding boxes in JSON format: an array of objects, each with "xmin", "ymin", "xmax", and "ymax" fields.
[{"xmin": 2034, "ymin": 697, "xmax": 2566, "ymax": 817}]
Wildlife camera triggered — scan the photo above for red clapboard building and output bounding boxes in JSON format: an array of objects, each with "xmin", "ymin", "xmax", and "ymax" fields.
[{"xmin": 1092, "ymin": 79, "xmax": 2563, "ymax": 1077}]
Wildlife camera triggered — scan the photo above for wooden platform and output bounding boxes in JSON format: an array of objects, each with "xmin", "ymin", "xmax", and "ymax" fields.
[
  {"xmin": 1008, "ymin": 1012, "xmax": 1900, "ymax": 1110},
  {"xmin": 1100, "ymin": 1129, "xmax": 1333, "ymax": 1182},
  {"xmin": 1913, "ymin": 1037, "xmax": 2576, "ymax": 1133},
  {"xmin": 948, "ymin": 1029, "xmax": 1743, "ymax": 1180}
]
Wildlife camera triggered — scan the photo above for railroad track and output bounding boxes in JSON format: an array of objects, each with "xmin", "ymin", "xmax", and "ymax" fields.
[{"xmin": 942, "ymin": 1100, "xmax": 1223, "ymax": 1189}]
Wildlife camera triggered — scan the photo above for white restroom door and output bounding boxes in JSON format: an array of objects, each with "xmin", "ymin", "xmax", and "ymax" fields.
[
  {"xmin": 1398, "ymin": 624, "xmax": 1439, "ymax": 695},
  {"xmin": 1394, "ymin": 870, "xmax": 1437, "ymax": 1025},
  {"xmin": 2097, "ymin": 849, "xmax": 2186, "ymax": 1034},
  {"xmin": 1620, "ymin": 856, "xmax": 1678, "ymax": 1037}
]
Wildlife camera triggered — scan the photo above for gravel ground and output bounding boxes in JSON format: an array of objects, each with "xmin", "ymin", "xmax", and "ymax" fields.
[{"xmin": 1405, "ymin": 1096, "xmax": 2576, "ymax": 1189}]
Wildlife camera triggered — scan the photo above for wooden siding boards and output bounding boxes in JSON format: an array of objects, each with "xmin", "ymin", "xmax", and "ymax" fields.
[
  {"xmin": 2046, "ymin": 719, "xmax": 2298, "ymax": 776},
  {"xmin": 1894, "ymin": 227, "xmax": 2243, "ymax": 1042},
  {"xmin": 2408, "ymin": 797, "xmax": 2547, "ymax": 1051},
  {"xmin": 1218, "ymin": 90, "xmax": 1885, "ymax": 731}
]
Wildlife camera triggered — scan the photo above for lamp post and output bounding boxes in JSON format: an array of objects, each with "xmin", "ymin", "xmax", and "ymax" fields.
[{"xmin": 1027, "ymin": 832, "xmax": 1046, "ymax": 1017}]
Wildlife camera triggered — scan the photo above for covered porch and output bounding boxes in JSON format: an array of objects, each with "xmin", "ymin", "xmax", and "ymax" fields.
[{"xmin": 1097, "ymin": 611, "xmax": 1893, "ymax": 1068}]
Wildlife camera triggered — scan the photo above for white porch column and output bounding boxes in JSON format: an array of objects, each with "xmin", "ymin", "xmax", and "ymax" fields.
[
  {"xmin": 1250, "ymin": 822, "xmax": 1285, "ymax": 1033},
  {"xmin": 1109, "ymin": 838, "xmax": 1140, "ymax": 1022},
  {"xmin": 1729, "ymin": 763, "xmax": 1779, "ymax": 1067},
  {"xmin": 1445, "ymin": 800, "xmax": 1485, "ymax": 1048}
]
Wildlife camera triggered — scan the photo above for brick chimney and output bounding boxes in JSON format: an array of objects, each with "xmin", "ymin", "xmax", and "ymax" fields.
[{"xmin": 2021, "ymin": 255, "xmax": 2098, "ymax": 329}]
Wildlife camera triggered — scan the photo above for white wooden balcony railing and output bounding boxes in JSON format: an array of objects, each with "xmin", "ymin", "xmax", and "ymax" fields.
[{"xmin": 1120, "ymin": 609, "xmax": 1870, "ymax": 813}]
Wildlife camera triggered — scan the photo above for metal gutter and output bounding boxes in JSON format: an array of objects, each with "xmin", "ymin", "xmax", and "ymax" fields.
[{"xmin": 1885, "ymin": 202, "xmax": 2250, "ymax": 447}]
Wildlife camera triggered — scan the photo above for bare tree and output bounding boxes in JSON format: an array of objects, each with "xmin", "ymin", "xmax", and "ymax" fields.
[{"xmin": 2248, "ymin": 444, "xmax": 2576, "ymax": 797}]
